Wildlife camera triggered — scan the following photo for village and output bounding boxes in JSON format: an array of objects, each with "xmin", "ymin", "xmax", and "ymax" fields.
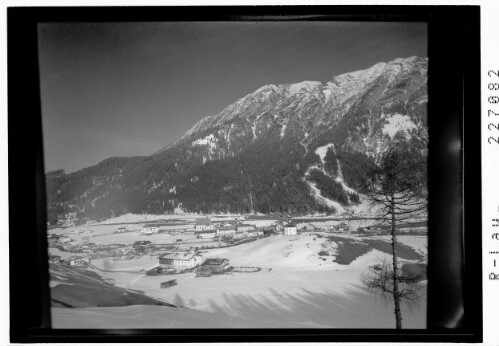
[
  {"xmin": 47, "ymin": 214, "xmax": 427, "ymax": 328},
  {"xmin": 48, "ymin": 216, "xmax": 427, "ymax": 281}
]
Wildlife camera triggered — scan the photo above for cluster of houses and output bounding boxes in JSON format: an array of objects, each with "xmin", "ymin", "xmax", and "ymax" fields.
[
  {"xmin": 193, "ymin": 218, "xmax": 299, "ymax": 239},
  {"xmin": 158, "ymin": 249, "xmax": 202, "ymax": 271},
  {"xmin": 47, "ymin": 218, "xmax": 366, "ymax": 270},
  {"xmin": 194, "ymin": 218, "xmax": 260, "ymax": 239},
  {"xmin": 157, "ymin": 247, "xmax": 230, "ymax": 276},
  {"xmin": 356, "ymin": 225, "xmax": 391, "ymax": 234},
  {"xmin": 48, "ymin": 253, "xmax": 91, "ymax": 267},
  {"xmin": 355, "ymin": 221, "xmax": 427, "ymax": 235},
  {"xmin": 195, "ymin": 258, "xmax": 230, "ymax": 277},
  {"xmin": 47, "ymin": 229, "xmax": 95, "ymax": 247}
]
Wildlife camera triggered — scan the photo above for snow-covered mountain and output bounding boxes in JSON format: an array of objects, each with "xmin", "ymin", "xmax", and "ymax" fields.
[{"xmin": 46, "ymin": 56, "xmax": 428, "ymax": 223}]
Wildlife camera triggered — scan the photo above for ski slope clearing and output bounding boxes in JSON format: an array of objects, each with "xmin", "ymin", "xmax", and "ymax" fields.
[{"xmin": 304, "ymin": 165, "xmax": 346, "ymax": 213}]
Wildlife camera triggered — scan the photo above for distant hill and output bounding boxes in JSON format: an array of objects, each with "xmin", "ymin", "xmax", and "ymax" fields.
[{"xmin": 46, "ymin": 56, "xmax": 428, "ymax": 223}]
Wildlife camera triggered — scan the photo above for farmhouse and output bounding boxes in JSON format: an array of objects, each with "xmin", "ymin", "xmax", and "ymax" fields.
[
  {"xmin": 237, "ymin": 223, "xmax": 255, "ymax": 232},
  {"xmin": 275, "ymin": 220, "xmax": 286, "ymax": 232},
  {"xmin": 301, "ymin": 223, "xmax": 316, "ymax": 232},
  {"xmin": 58, "ymin": 236, "xmax": 72, "ymax": 244},
  {"xmin": 331, "ymin": 222, "xmax": 349, "ymax": 232},
  {"xmin": 196, "ymin": 258, "xmax": 230, "ymax": 277},
  {"xmin": 397, "ymin": 221, "xmax": 427, "ymax": 233},
  {"xmin": 203, "ymin": 258, "xmax": 230, "ymax": 272},
  {"xmin": 356, "ymin": 225, "xmax": 390, "ymax": 234},
  {"xmin": 283, "ymin": 222, "xmax": 298, "ymax": 236},
  {"xmin": 159, "ymin": 251, "xmax": 202, "ymax": 270},
  {"xmin": 115, "ymin": 226, "xmax": 127, "ymax": 233},
  {"xmin": 195, "ymin": 217, "xmax": 215, "ymax": 231},
  {"xmin": 247, "ymin": 230, "xmax": 263, "ymax": 237},
  {"xmin": 48, "ymin": 254, "xmax": 61, "ymax": 264},
  {"xmin": 141, "ymin": 224, "xmax": 159, "ymax": 235},
  {"xmin": 198, "ymin": 230, "xmax": 216, "ymax": 239},
  {"xmin": 68, "ymin": 256, "xmax": 90, "ymax": 267},
  {"xmin": 196, "ymin": 258, "xmax": 229, "ymax": 276},
  {"xmin": 217, "ymin": 226, "xmax": 236, "ymax": 236}
]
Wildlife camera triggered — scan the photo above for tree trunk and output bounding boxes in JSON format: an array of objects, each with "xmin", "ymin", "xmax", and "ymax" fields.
[{"xmin": 391, "ymin": 196, "xmax": 403, "ymax": 329}]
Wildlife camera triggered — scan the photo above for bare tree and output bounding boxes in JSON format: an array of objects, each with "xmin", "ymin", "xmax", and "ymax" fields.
[
  {"xmin": 362, "ymin": 142, "xmax": 427, "ymax": 329},
  {"xmin": 362, "ymin": 259, "xmax": 426, "ymax": 307}
]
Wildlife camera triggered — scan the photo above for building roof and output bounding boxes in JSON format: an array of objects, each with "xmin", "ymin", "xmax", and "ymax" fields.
[
  {"xmin": 160, "ymin": 251, "xmax": 198, "ymax": 261},
  {"xmin": 285, "ymin": 223, "xmax": 297, "ymax": 228},
  {"xmin": 198, "ymin": 230, "xmax": 216, "ymax": 234},
  {"xmin": 195, "ymin": 217, "xmax": 212, "ymax": 226},
  {"xmin": 118, "ymin": 226, "xmax": 126, "ymax": 229},
  {"xmin": 203, "ymin": 258, "xmax": 229, "ymax": 266},
  {"xmin": 219, "ymin": 226, "xmax": 236, "ymax": 230},
  {"xmin": 238, "ymin": 223, "xmax": 254, "ymax": 227}
]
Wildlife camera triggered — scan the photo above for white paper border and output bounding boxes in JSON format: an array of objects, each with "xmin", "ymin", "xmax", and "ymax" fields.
[{"xmin": 1, "ymin": 1, "xmax": 498, "ymax": 345}]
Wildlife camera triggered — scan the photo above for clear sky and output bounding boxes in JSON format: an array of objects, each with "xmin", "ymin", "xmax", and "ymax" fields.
[{"xmin": 38, "ymin": 21, "xmax": 427, "ymax": 173}]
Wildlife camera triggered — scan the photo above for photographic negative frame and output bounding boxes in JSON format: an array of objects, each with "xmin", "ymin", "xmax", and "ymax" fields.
[{"xmin": 8, "ymin": 5, "xmax": 481, "ymax": 343}]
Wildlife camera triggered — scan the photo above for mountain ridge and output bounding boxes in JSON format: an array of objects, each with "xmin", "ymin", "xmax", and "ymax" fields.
[{"xmin": 46, "ymin": 56, "xmax": 428, "ymax": 224}]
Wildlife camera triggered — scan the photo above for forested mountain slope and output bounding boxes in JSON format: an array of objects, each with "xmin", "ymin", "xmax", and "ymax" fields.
[{"xmin": 46, "ymin": 56, "xmax": 428, "ymax": 223}]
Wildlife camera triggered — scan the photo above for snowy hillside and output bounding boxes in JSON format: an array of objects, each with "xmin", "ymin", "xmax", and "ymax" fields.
[{"xmin": 52, "ymin": 233, "xmax": 427, "ymax": 329}]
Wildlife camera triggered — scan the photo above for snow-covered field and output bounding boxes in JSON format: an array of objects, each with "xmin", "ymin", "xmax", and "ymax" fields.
[
  {"xmin": 52, "ymin": 304, "xmax": 317, "ymax": 328},
  {"xmin": 60, "ymin": 233, "xmax": 427, "ymax": 329},
  {"xmin": 49, "ymin": 212, "xmax": 427, "ymax": 329}
]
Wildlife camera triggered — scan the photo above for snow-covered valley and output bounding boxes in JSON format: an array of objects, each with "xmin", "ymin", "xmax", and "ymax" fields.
[{"xmin": 50, "ymin": 216, "xmax": 427, "ymax": 329}]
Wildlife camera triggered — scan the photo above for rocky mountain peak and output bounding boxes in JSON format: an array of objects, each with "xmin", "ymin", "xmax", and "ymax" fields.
[{"xmin": 47, "ymin": 56, "xmax": 428, "ymax": 222}]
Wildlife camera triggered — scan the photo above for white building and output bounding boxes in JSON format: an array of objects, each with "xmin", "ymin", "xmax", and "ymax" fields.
[
  {"xmin": 195, "ymin": 217, "xmax": 215, "ymax": 231},
  {"xmin": 198, "ymin": 230, "xmax": 216, "ymax": 239},
  {"xmin": 115, "ymin": 226, "xmax": 127, "ymax": 233},
  {"xmin": 141, "ymin": 224, "xmax": 159, "ymax": 235},
  {"xmin": 159, "ymin": 251, "xmax": 202, "ymax": 270},
  {"xmin": 247, "ymin": 230, "xmax": 264, "ymax": 237},
  {"xmin": 217, "ymin": 226, "xmax": 236, "ymax": 236},
  {"xmin": 283, "ymin": 223, "xmax": 298, "ymax": 236},
  {"xmin": 58, "ymin": 236, "xmax": 72, "ymax": 244},
  {"xmin": 68, "ymin": 256, "xmax": 90, "ymax": 267}
]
